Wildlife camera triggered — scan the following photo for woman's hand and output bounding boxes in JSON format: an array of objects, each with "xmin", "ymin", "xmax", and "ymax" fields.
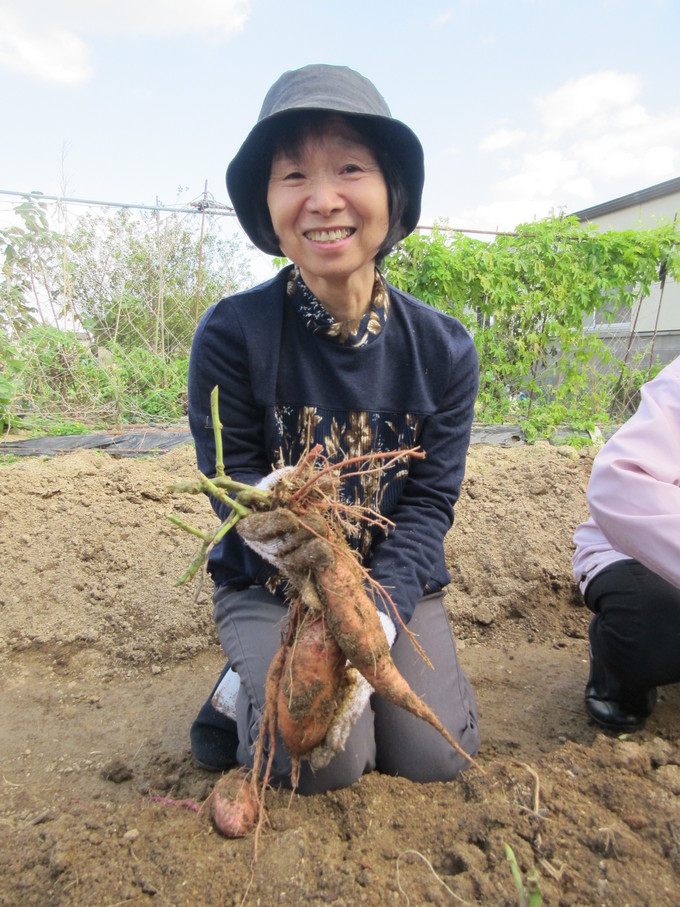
[{"xmin": 237, "ymin": 507, "xmax": 333, "ymax": 574}]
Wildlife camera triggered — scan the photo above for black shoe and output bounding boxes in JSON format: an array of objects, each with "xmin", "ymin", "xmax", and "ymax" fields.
[
  {"xmin": 190, "ymin": 663, "xmax": 239, "ymax": 771},
  {"xmin": 585, "ymin": 648, "xmax": 657, "ymax": 732}
]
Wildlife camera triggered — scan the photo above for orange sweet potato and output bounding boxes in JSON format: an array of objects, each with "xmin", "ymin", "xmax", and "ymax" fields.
[
  {"xmin": 318, "ymin": 558, "xmax": 481, "ymax": 772},
  {"xmin": 211, "ymin": 767, "xmax": 257, "ymax": 838},
  {"xmin": 277, "ymin": 616, "xmax": 346, "ymax": 757}
]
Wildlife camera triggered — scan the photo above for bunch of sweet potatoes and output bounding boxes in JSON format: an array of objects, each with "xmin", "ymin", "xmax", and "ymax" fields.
[
  {"xmin": 237, "ymin": 502, "xmax": 478, "ymax": 772},
  {"xmin": 171, "ymin": 391, "xmax": 479, "ymax": 844}
]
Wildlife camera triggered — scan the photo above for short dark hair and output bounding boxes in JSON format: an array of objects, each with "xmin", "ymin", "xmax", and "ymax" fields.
[{"xmin": 253, "ymin": 111, "xmax": 409, "ymax": 266}]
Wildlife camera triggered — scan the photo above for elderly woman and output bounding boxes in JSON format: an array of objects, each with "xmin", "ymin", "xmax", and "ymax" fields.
[{"xmin": 188, "ymin": 64, "xmax": 480, "ymax": 797}]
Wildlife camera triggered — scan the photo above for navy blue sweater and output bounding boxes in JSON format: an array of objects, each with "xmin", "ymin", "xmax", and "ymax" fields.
[{"xmin": 187, "ymin": 266, "xmax": 478, "ymax": 627}]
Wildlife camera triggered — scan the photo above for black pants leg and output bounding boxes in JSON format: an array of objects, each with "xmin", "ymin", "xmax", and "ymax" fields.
[{"xmin": 586, "ymin": 559, "xmax": 680, "ymax": 691}]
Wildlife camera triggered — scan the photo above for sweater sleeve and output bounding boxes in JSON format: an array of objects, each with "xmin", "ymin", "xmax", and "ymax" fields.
[
  {"xmin": 586, "ymin": 357, "xmax": 680, "ymax": 589},
  {"xmin": 187, "ymin": 295, "xmax": 279, "ymax": 587},
  {"xmin": 367, "ymin": 332, "xmax": 479, "ymax": 627},
  {"xmin": 188, "ymin": 298, "xmax": 271, "ymax": 500}
]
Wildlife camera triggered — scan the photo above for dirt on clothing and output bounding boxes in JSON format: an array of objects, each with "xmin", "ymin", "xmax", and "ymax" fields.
[{"xmin": 1, "ymin": 441, "xmax": 679, "ymax": 907}]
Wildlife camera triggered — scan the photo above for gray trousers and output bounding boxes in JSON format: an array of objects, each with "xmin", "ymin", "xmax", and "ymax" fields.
[{"xmin": 213, "ymin": 585, "xmax": 481, "ymax": 794}]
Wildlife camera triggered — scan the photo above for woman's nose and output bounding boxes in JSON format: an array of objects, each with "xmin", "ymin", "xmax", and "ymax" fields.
[{"xmin": 305, "ymin": 177, "xmax": 344, "ymax": 215}]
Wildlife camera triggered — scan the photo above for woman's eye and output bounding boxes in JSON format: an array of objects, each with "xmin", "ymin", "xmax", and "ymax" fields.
[
  {"xmin": 284, "ymin": 170, "xmax": 305, "ymax": 180},
  {"xmin": 343, "ymin": 164, "xmax": 362, "ymax": 174}
]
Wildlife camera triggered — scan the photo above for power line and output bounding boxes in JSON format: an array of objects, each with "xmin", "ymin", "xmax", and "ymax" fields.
[
  {"xmin": 0, "ymin": 188, "xmax": 236, "ymax": 217},
  {"xmin": 417, "ymin": 223, "xmax": 518, "ymax": 237},
  {"xmin": 1, "ymin": 187, "xmax": 536, "ymax": 239}
]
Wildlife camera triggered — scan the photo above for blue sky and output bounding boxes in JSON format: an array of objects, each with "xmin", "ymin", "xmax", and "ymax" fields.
[{"xmin": 1, "ymin": 0, "xmax": 679, "ymax": 234}]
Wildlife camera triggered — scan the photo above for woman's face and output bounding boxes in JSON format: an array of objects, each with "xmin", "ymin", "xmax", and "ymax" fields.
[{"xmin": 267, "ymin": 119, "xmax": 389, "ymax": 298}]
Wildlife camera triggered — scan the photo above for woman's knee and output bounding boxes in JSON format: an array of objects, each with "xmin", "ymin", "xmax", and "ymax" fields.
[
  {"xmin": 372, "ymin": 593, "xmax": 480, "ymax": 781},
  {"xmin": 374, "ymin": 688, "xmax": 480, "ymax": 782}
]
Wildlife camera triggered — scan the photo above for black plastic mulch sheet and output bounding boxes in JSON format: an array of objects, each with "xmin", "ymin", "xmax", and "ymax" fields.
[
  {"xmin": 0, "ymin": 423, "xmax": 540, "ymax": 458},
  {"xmin": 0, "ymin": 427, "xmax": 194, "ymax": 458}
]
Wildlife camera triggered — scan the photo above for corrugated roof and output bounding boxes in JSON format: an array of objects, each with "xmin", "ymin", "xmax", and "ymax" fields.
[{"xmin": 572, "ymin": 176, "xmax": 680, "ymax": 222}]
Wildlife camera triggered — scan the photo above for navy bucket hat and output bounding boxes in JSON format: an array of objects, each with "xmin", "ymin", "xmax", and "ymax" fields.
[{"xmin": 226, "ymin": 64, "xmax": 425, "ymax": 256}]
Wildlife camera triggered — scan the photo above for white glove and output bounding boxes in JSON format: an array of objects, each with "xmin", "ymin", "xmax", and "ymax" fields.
[
  {"xmin": 308, "ymin": 667, "xmax": 373, "ymax": 771},
  {"xmin": 241, "ymin": 467, "xmax": 315, "ymax": 569},
  {"xmin": 237, "ymin": 506, "xmax": 331, "ymax": 573},
  {"xmin": 256, "ymin": 466, "xmax": 295, "ymax": 492},
  {"xmin": 211, "ymin": 667, "xmax": 240, "ymax": 720},
  {"xmin": 378, "ymin": 610, "xmax": 397, "ymax": 648}
]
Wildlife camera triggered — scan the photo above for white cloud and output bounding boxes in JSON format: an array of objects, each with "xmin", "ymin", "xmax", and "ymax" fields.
[
  {"xmin": 572, "ymin": 107, "xmax": 680, "ymax": 182},
  {"xmin": 498, "ymin": 150, "xmax": 581, "ymax": 197},
  {"xmin": 479, "ymin": 127, "xmax": 529, "ymax": 152},
  {"xmin": 562, "ymin": 176, "xmax": 593, "ymax": 200},
  {"xmin": 609, "ymin": 103, "xmax": 648, "ymax": 131},
  {"xmin": 461, "ymin": 150, "xmax": 582, "ymax": 227},
  {"xmin": 0, "ymin": 0, "xmax": 250, "ymax": 83},
  {"xmin": 535, "ymin": 70, "xmax": 641, "ymax": 136},
  {"xmin": 0, "ymin": 9, "xmax": 92, "ymax": 84},
  {"xmin": 466, "ymin": 70, "xmax": 680, "ymax": 230}
]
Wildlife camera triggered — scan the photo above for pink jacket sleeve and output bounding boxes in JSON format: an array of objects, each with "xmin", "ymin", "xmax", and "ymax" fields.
[{"xmin": 586, "ymin": 356, "xmax": 680, "ymax": 590}]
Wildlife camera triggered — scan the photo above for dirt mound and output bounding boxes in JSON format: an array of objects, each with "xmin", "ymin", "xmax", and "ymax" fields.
[{"xmin": 1, "ymin": 443, "xmax": 679, "ymax": 906}]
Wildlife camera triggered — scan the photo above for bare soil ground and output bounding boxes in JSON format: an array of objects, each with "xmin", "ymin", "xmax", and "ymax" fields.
[{"xmin": 1, "ymin": 441, "xmax": 679, "ymax": 907}]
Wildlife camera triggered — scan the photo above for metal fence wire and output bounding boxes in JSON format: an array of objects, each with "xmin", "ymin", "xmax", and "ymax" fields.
[{"xmin": 1, "ymin": 191, "xmax": 264, "ymax": 426}]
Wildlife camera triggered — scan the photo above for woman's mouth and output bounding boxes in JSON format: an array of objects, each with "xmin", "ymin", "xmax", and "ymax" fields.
[{"xmin": 304, "ymin": 228, "xmax": 355, "ymax": 243}]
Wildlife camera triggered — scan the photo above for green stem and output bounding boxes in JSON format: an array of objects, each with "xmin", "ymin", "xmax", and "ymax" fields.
[
  {"xmin": 170, "ymin": 479, "xmax": 209, "ymax": 495},
  {"xmin": 171, "ymin": 387, "xmax": 273, "ymax": 585},
  {"xmin": 171, "ymin": 475, "xmax": 271, "ymax": 508},
  {"xmin": 211, "ymin": 385, "xmax": 225, "ymax": 478},
  {"xmin": 211, "ymin": 476, "xmax": 272, "ymax": 506},
  {"xmin": 175, "ymin": 542, "xmax": 210, "ymax": 586},
  {"xmin": 211, "ymin": 509, "xmax": 242, "ymax": 544},
  {"xmin": 173, "ymin": 507, "xmax": 246, "ymax": 586},
  {"xmin": 504, "ymin": 845, "xmax": 528, "ymax": 907},
  {"xmin": 167, "ymin": 515, "xmax": 211, "ymax": 540},
  {"xmin": 526, "ymin": 869, "xmax": 542, "ymax": 907},
  {"xmin": 202, "ymin": 474, "xmax": 251, "ymax": 516}
]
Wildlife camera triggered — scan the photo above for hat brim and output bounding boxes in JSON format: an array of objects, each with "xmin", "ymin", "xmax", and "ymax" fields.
[{"xmin": 226, "ymin": 109, "xmax": 424, "ymax": 256}]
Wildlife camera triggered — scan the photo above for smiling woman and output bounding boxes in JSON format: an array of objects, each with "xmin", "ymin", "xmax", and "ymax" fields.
[
  {"xmin": 186, "ymin": 64, "xmax": 481, "ymax": 823},
  {"xmin": 266, "ymin": 118, "xmax": 389, "ymax": 320}
]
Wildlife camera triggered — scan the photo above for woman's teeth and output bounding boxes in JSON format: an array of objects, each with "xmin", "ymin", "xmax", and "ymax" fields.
[{"xmin": 305, "ymin": 228, "xmax": 353, "ymax": 242}]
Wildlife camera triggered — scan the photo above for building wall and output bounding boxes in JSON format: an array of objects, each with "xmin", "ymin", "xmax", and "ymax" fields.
[{"xmin": 577, "ymin": 186, "xmax": 680, "ymax": 355}]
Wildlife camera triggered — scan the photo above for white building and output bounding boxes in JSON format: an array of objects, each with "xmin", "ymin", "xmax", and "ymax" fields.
[{"xmin": 573, "ymin": 176, "xmax": 680, "ymax": 367}]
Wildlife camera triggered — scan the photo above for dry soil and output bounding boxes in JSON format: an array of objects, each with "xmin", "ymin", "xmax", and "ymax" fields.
[{"xmin": 1, "ymin": 440, "xmax": 679, "ymax": 906}]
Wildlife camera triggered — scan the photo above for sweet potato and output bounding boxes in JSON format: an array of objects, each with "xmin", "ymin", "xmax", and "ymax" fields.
[
  {"xmin": 277, "ymin": 616, "xmax": 346, "ymax": 757},
  {"xmin": 319, "ymin": 560, "xmax": 390, "ymax": 671},
  {"xmin": 240, "ymin": 502, "xmax": 480, "ymax": 771},
  {"xmin": 211, "ymin": 767, "xmax": 257, "ymax": 838},
  {"xmin": 318, "ymin": 558, "xmax": 481, "ymax": 772}
]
